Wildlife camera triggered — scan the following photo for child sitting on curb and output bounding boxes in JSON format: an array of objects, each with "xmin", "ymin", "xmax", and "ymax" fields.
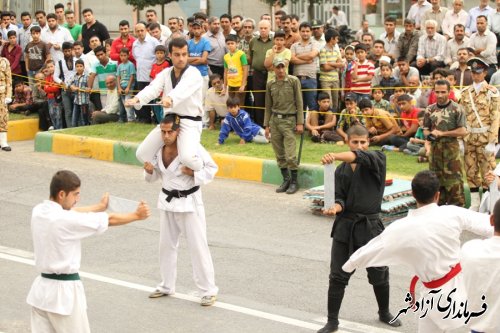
[{"xmin": 217, "ymin": 96, "xmax": 268, "ymax": 145}]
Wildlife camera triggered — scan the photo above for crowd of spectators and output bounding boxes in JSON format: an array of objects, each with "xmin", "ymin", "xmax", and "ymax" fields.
[{"xmin": 0, "ymin": 0, "xmax": 498, "ymax": 153}]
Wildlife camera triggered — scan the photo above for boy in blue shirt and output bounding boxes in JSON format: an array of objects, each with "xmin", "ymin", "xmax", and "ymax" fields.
[
  {"xmin": 217, "ymin": 96, "xmax": 268, "ymax": 145},
  {"xmin": 116, "ymin": 47, "xmax": 136, "ymax": 122}
]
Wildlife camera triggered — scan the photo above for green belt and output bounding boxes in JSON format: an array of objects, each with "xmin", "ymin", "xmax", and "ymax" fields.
[{"xmin": 41, "ymin": 273, "xmax": 80, "ymax": 281}]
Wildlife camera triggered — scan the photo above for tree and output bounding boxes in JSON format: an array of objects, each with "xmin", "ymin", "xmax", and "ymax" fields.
[{"xmin": 124, "ymin": 0, "xmax": 178, "ymax": 23}]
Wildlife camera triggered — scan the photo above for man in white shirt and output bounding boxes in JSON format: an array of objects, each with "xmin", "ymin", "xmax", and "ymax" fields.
[
  {"xmin": 466, "ymin": 0, "xmax": 495, "ymax": 35},
  {"xmin": 379, "ymin": 16, "xmax": 400, "ymax": 60},
  {"xmin": 355, "ymin": 20, "xmax": 374, "ymax": 42},
  {"xmin": 343, "ymin": 170, "xmax": 493, "ymax": 333},
  {"xmin": 461, "ymin": 199, "xmax": 500, "ymax": 333},
  {"xmin": 143, "ymin": 114, "xmax": 218, "ymax": 306},
  {"xmin": 91, "ymin": 75, "xmax": 120, "ymax": 124},
  {"xmin": 407, "ymin": 0, "xmax": 432, "ymax": 29},
  {"xmin": 18, "ymin": 11, "xmax": 34, "ymax": 74},
  {"xmin": 441, "ymin": 0, "xmax": 469, "ymax": 39},
  {"xmin": 27, "ymin": 170, "xmax": 150, "ymax": 333},
  {"xmin": 41, "ymin": 13, "xmax": 73, "ymax": 63},
  {"xmin": 1, "ymin": 11, "xmax": 18, "ymax": 40},
  {"xmin": 132, "ymin": 22, "xmax": 159, "ymax": 123},
  {"xmin": 145, "ymin": 9, "xmax": 171, "ymax": 41},
  {"xmin": 467, "ymin": 15, "xmax": 498, "ymax": 80},
  {"xmin": 326, "ymin": 6, "xmax": 348, "ymax": 28}
]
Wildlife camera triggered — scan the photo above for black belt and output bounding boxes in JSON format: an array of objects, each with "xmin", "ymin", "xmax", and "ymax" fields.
[
  {"xmin": 273, "ymin": 113, "xmax": 296, "ymax": 119},
  {"xmin": 41, "ymin": 273, "xmax": 80, "ymax": 281},
  {"xmin": 162, "ymin": 186, "xmax": 200, "ymax": 202},
  {"xmin": 179, "ymin": 115, "xmax": 202, "ymax": 121}
]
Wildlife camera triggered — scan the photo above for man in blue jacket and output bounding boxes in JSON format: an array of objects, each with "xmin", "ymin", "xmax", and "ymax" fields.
[{"xmin": 217, "ymin": 96, "xmax": 269, "ymax": 145}]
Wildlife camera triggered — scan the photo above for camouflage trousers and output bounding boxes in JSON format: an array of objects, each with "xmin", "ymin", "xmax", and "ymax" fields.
[
  {"xmin": 430, "ymin": 140, "xmax": 465, "ymax": 207},
  {"xmin": 0, "ymin": 93, "xmax": 7, "ymax": 132},
  {"xmin": 464, "ymin": 142, "xmax": 496, "ymax": 189}
]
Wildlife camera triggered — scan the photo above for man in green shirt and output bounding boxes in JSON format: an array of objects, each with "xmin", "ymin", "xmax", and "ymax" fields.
[
  {"xmin": 64, "ymin": 10, "xmax": 82, "ymax": 41},
  {"xmin": 264, "ymin": 59, "xmax": 304, "ymax": 194}
]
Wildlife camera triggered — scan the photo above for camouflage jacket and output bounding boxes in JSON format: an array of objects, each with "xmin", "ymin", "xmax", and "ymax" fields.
[
  {"xmin": 423, "ymin": 100, "xmax": 466, "ymax": 140},
  {"xmin": 460, "ymin": 82, "xmax": 499, "ymax": 144},
  {"xmin": 0, "ymin": 57, "xmax": 12, "ymax": 98}
]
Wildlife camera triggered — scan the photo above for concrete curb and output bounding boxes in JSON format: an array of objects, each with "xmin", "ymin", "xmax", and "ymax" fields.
[
  {"xmin": 8, "ymin": 118, "xmax": 39, "ymax": 141},
  {"xmin": 34, "ymin": 132, "xmax": 324, "ymax": 188}
]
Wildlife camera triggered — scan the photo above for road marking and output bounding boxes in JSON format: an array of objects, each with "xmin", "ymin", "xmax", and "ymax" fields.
[{"xmin": 1, "ymin": 247, "xmax": 398, "ymax": 333}]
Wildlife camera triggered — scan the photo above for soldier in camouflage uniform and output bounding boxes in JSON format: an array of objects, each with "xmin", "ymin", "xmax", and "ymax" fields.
[
  {"xmin": 459, "ymin": 57, "xmax": 500, "ymax": 211},
  {"xmin": 264, "ymin": 58, "xmax": 304, "ymax": 194},
  {"xmin": 0, "ymin": 55, "xmax": 12, "ymax": 151},
  {"xmin": 424, "ymin": 79, "xmax": 467, "ymax": 206}
]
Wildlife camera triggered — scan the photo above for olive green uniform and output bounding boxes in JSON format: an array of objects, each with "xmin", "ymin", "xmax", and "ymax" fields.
[
  {"xmin": 423, "ymin": 100, "xmax": 466, "ymax": 207},
  {"xmin": 264, "ymin": 75, "xmax": 304, "ymax": 170},
  {"xmin": 460, "ymin": 82, "xmax": 499, "ymax": 189}
]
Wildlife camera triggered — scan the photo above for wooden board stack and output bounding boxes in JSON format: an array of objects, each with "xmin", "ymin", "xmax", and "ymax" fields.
[{"xmin": 303, "ymin": 179, "xmax": 416, "ymax": 225}]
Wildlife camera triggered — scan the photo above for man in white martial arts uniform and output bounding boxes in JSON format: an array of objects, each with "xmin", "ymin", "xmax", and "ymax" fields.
[
  {"xmin": 461, "ymin": 200, "xmax": 500, "ymax": 333},
  {"xmin": 27, "ymin": 170, "xmax": 150, "ymax": 333},
  {"xmin": 143, "ymin": 114, "xmax": 218, "ymax": 306},
  {"xmin": 342, "ymin": 170, "xmax": 493, "ymax": 332},
  {"xmin": 127, "ymin": 38, "xmax": 204, "ymax": 172}
]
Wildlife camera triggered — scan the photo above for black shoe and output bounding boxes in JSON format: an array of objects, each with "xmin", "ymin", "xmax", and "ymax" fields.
[
  {"xmin": 1, "ymin": 146, "xmax": 11, "ymax": 151},
  {"xmin": 286, "ymin": 181, "xmax": 298, "ymax": 194},
  {"xmin": 317, "ymin": 321, "xmax": 339, "ymax": 333},
  {"xmin": 276, "ymin": 178, "xmax": 291, "ymax": 193},
  {"xmin": 379, "ymin": 311, "xmax": 402, "ymax": 327},
  {"xmin": 311, "ymin": 135, "xmax": 321, "ymax": 143}
]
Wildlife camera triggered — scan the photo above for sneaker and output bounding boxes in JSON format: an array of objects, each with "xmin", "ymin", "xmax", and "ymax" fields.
[
  {"xmin": 48, "ymin": 126, "xmax": 54, "ymax": 131},
  {"xmin": 311, "ymin": 135, "xmax": 321, "ymax": 143},
  {"xmin": 200, "ymin": 295, "xmax": 216, "ymax": 306},
  {"xmin": 402, "ymin": 149, "xmax": 412, "ymax": 155},
  {"xmin": 381, "ymin": 145, "xmax": 395, "ymax": 152},
  {"xmin": 1, "ymin": 146, "xmax": 11, "ymax": 151},
  {"xmin": 148, "ymin": 290, "xmax": 170, "ymax": 298}
]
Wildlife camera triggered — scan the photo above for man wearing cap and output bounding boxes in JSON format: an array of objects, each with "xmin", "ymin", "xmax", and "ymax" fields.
[
  {"xmin": 264, "ymin": 58, "xmax": 304, "ymax": 194},
  {"xmin": 424, "ymin": 79, "xmax": 467, "ymax": 206},
  {"xmin": 460, "ymin": 57, "xmax": 499, "ymax": 211}
]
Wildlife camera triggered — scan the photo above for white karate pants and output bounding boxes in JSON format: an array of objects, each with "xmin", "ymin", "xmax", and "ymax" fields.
[
  {"xmin": 31, "ymin": 286, "xmax": 90, "ymax": 333},
  {"xmin": 156, "ymin": 206, "xmax": 218, "ymax": 297}
]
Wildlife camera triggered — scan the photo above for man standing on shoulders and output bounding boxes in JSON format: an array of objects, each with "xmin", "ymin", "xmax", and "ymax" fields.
[
  {"xmin": 264, "ymin": 59, "xmax": 304, "ymax": 195},
  {"xmin": 423, "ymin": 79, "xmax": 467, "ymax": 206},
  {"xmin": 143, "ymin": 114, "xmax": 218, "ymax": 306},
  {"xmin": 460, "ymin": 57, "xmax": 499, "ymax": 211}
]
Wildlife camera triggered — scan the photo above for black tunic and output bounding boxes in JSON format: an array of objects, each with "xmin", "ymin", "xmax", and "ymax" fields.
[{"xmin": 332, "ymin": 150, "xmax": 386, "ymax": 251}]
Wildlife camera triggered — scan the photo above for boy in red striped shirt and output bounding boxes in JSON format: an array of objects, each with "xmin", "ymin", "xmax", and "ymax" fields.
[{"xmin": 351, "ymin": 44, "xmax": 375, "ymax": 101}]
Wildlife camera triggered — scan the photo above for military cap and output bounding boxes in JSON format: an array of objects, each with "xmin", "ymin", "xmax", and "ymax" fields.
[
  {"xmin": 311, "ymin": 19, "xmax": 323, "ymax": 28},
  {"xmin": 192, "ymin": 20, "xmax": 203, "ymax": 27},
  {"xmin": 467, "ymin": 57, "xmax": 489, "ymax": 74},
  {"xmin": 345, "ymin": 92, "xmax": 357, "ymax": 101}
]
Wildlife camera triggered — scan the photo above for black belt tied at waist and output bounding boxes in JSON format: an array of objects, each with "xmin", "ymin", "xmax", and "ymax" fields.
[
  {"xmin": 273, "ymin": 113, "xmax": 296, "ymax": 119},
  {"xmin": 178, "ymin": 115, "xmax": 202, "ymax": 121},
  {"xmin": 162, "ymin": 186, "xmax": 200, "ymax": 202},
  {"xmin": 41, "ymin": 273, "xmax": 80, "ymax": 281}
]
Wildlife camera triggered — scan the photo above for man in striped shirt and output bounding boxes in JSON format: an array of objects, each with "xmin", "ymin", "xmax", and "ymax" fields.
[
  {"xmin": 88, "ymin": 45, "xmax": 117, "ymax": 105},
  {"xmin": 351, "ymin": 44, "xmax": 375, "ymax": 101}
]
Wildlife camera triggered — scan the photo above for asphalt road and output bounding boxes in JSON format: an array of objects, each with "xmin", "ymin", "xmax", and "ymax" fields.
[{"xmin": 0, "ymin": 140, "xmax": 472, "ymax": 333}]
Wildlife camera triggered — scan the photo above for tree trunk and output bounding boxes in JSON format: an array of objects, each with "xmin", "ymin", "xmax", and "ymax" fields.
[
  {"xmin": 228, "ymin": 0, "xmax": 232, "ymax": 16},
  {"xmin": 307, "ymin": 0, "xmax": 314, "ymax": 21},
  {"xmin": 161, "ymin": 3, "xmax": 165, "ymax": 24}
]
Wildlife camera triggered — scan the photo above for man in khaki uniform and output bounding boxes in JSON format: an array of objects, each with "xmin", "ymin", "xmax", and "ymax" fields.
[
  {"xmin": 264, "ymin": 58, "xmax": 304, "ymax": 194},
  {"xmin": 0, "ymin": 55, "xmax": 12, "ymax": 151},
  {"xmin": 460, "ymin": 57, "xmax": 499, "ymax": 210}
]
